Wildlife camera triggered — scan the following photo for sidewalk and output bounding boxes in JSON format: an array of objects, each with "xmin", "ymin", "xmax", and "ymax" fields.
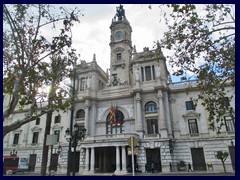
[{"xmin": 5, "ymin": 171, "xmax": 235, "ymax": 176}]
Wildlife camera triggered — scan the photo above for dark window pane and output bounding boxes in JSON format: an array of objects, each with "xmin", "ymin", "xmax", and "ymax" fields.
[
  {"xmin": 54, "ymin": 130, "xmax": 60, "ymax": 142},
  {"xmin": 117, "ymin": 53, "xmax": 122, "ymax": 60},
  {"xmin": 76, "ymin": 109, "xmax": 85, "ymax": 119},
  {"xmin": 224, "ymin": 116, "xmax": 235, "ymax": 132},
  {"xmin": 145, "ymin": 66, "xmax": 152, "ymax": 81},
  {"xmin": 13, "ymin": 133, "xmax": 19, "ymax": 145},
  {"xmin": 80, "ymin": 78, "xmax": 86, "ymax": 91},
  {"xmin": 152, "ymin": 65, "xmax": 155, "ymax": 80},
  {"xmin": 186, "ymin": 101, "xmax": 194, "ymax": 110},
  {"xmin": 188, "ymin": 119, "xmax": 199, "ymax": 134},
  {"xmin": 36, "ymin": 118, "xmax": 40, "ymax": 125},
  {"xmin": 147, "ymin": 119, "xmax": 158, "ymax": 134},
  {"xmin": 223, "ymin": 97, "xmax": 230, "ymax": 107},
  {"xmin": 54, "ymin": 115, "xmax": 61, "ymax": 123},
  {"xmin": 32, "ymin": 132, "xmax": 39, "ymax": 144},
  {"xmin": 141, "ymin": 67, "xmax": 144, "ymax": 81},
  {"xmin": 145, "ymin": 101, "xmax": 157, "ymax": 112}
]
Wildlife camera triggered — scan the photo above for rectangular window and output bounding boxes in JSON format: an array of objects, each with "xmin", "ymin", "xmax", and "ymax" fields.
[
  {"xmin": 54, "ymin": 130, "xmax": 60, "ymax": 142},
  {"xmin": 98, "ymin": 80, "xmax": 104, "ymax": 90},
  {"xmin": 141, "ymin": 67, "xmax": 144, "ymax": 81},
  {"xmin": 36, "ymin": 118, "xmax": 40, "ymax": 125},
  {"xmin": 188, "ymin": 119, "xmax": 199, "ymax": 135},
  {"xmin": 186, "ymin": 101, "xmax": 194, "ymax": 110},
  {"xmin": 32, "ymin": 132, "xmax": 39, "ymax": 144},
  {"xmin": 152, "ymin": 65, "xmax": 155, "ymax": 80},
  {"xmin": 54, "ymin": 115, "xmax": 61, "ymax": 123},
  {"xmin": 224, "ymin": 116, "xmax": 235, "ymax": 132},
  {"xmin": 80, "ymin": 78, "xmax": 86, "ymax": 91},
  {"xmin": 13, "ymin": 133, "xmax": 19, "ymax": 145},
  {"xmin": 117, "ymin": 53, "xmax": 122, "ymax": 60},
  {"xmin": 145, "ymin": 66, "xmax": 152, "ymax": 81},
  {"xmin": 147, "ymin": 119, "xmax": 159, "ymax": 134},
  {"xmin": 223, "ymin": 97, "xmax": 230, "ymax": 107}
]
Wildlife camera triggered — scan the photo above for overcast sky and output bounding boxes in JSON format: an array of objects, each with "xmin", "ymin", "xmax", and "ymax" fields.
[{"xmin": 63, "ymin": 4, "xmax": 181, "ymax": 81}]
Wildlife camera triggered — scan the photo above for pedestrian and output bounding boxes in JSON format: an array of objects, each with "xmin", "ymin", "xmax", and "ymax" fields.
[
  {"xmin": 188, "ymin": 163, "xmax": 193, "ymax": 172},
  {"xmin": 151, "ymin": 163, "xmax": 154, "ymax": 173}
]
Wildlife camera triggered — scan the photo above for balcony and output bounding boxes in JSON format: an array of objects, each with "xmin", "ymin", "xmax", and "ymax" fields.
[{"xmin": 169, "ymin": 80, "xmax": 198, "ymax": 88}]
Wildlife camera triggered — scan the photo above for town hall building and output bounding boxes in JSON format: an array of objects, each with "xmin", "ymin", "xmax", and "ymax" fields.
[{"xmin": 3, "ymin": 5, "xmax": 235, "ymax": 175}]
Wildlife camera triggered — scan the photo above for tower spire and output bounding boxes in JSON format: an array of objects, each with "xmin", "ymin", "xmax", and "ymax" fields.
[{"xmin": 93, "ymin": 53, "xmax": 96, "ymax": 62}]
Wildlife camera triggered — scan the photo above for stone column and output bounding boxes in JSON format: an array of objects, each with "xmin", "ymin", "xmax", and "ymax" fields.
[
  {"xmin": 115, "ymin": 146, "xmax": 121, "ymax": 174},
  {"xmin": 158, "ymin": 90, "xmax": 167, "ymax": 138},
  {"xmin": 85, "ymin": 147, "xmax": 89, "ymax": 171},
  {"xmin": 103, "ymin": 151, "xmax": 107, "ymax": 171},
  {"xmin": 136, "ymin": 93, "xmax": 143, "ymax": 135},
  {"xmin": 91, "ymin": 101, "xmax": 97, "ymax": 136},
  {"xmin": 164, "ymin": 92, "xmax": 173, "ymax": 139},
  {"xmin": 99, "ymin": 150, "xmax": 103, "ymax": 171},
  {"xmin": 90, "ymin": 147, "xmax": 95, "ymax": 172},
  {"xmin": 121, "ymin": 146, "xmax": 127, "ymax": 173}
]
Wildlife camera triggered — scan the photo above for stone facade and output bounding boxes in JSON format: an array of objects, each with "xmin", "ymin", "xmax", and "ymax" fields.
[{"xmin": 3, "ymin": 5, "xmax": 235, "ymax": 175}]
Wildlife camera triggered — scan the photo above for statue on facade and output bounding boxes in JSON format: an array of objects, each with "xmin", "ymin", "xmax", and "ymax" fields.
[
  {"xmin": 114, "ymin": 4, "xmax": 126, "ymax": 21},
  {"xmin": 134, "ymin": 65, "xmax": 140, "ymax": 81}
]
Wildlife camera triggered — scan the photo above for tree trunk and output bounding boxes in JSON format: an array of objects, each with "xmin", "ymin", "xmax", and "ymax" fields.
[
  {"xmin": 40, "ymin": 110, "xmax": 53, "ymax": 176},
  {"xmin": 221, "ymin": 159, "xmax": 227, "ymax": 173}
]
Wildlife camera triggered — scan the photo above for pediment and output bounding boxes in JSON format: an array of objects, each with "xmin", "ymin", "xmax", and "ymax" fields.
[
  {"xmin": 52, "ymin": 124, "xmax": 63, "ymax": 131},
  {"xmin": 183, "ymin": 111, "xmax": 201, "ymax": 119},
  {"xmin": 31, "ymin": 126, "xmax": 42, "ymax": 132}
]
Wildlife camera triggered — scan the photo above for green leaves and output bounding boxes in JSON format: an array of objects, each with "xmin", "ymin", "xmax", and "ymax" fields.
[
  {"xmin": 215, "ymin": 151, "xmax": 229, "ymax": 162},
  {"xmin": 161, "ymin": 4, "xmax": 235, "ymax": 132},
  {"xmin": 3, "ymin": 4, "xmax": 82, "ymax": 136}
]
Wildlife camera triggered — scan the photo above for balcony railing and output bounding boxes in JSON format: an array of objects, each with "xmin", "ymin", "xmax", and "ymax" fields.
[{"xmin": 169, "ymin": 80, "xmax": 198, "ymax": 87}]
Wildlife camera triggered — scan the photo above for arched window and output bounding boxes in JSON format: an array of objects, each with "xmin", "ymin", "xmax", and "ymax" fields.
[
  {"xmin": 106, "ymin": 109, "xmax": 125, "ymax": 134},
  {"xmin": 145, "ymin": 101, "xmax": 157, "ymax": 113},
  {"xmin": 76, "ymin": 109, "xmax": 85, "ymax": 119}
]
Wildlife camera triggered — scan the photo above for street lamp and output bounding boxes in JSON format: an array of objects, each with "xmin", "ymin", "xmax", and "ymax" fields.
[
  {"xmin": 55, "ymin": 145, "xmax": 62, "ymax": 155},
  {"xmin": 10, "ymin": 149, "xmax": 17, "ymax": 156},
  {"xmin": 65, "ymin": 123, "xmax": 86, "ymax": 176},
  {"xmin": 66, "ymin": 57, "xmax": 77, "ymax": 176}
]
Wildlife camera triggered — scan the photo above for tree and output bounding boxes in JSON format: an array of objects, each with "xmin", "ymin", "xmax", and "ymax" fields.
[
  {"xmin": 3, "ymin": 4, "xmax": 82, "ymax": 137},
  {"xmin": 3, "ymin": 4, "xmax": 82, "ymax": 176},
  {"xmin": 159, "ymin": 4, "xmax": 235, "ymax": 132},
  {"xmin": 215, "ymin": 150, "xmax": 229, "ymax": 173}
]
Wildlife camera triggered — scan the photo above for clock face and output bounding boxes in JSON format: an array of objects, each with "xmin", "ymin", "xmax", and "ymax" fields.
[{"xmin": 115, "ymin": 31, "xmax": 123, "ymax": 40}]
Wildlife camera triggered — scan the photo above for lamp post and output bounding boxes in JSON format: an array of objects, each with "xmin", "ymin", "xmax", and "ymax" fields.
[
  {"xmin": 65, "ymin": 123, "xmax": 86, "ymax": 176},
  {"xmin": 56, "ymin": 145, "xmax": 62, "ymax": 155},
  {"xmin": 66, "ymin": 58, "xmax": 77, "ymax": 176},
  {"xmin": 10, "ymin": 149, "xmax": 17, "ymax": 156}
]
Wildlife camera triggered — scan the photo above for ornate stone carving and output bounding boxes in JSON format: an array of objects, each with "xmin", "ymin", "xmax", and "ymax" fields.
[
  {"xmin": 122, "ymin": 104, "xmax": 133, "ymax": 117},
  {"xmin": 98, "ymin": 107, "xmax": 108, "ymax": 120}
]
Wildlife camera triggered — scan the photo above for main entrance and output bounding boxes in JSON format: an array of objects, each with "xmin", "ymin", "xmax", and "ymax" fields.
[
  {"xmin": 229, "ymin": 146, "xmax": 235, "ymax": 170},
  {"xmin": 95, "ymin": 147, "xmax": 116, "ymax": 172},
  {"xmin": 70, "ymin": 151, "xmax": 80, "ymax": 173},
  {"xmin": 191, "ymin": 148, "xmax": 206, "ymax": 171},
  {"xmin": 146, "ymin": 148, "xmax": 162, "ymax": 172},
  {"xmin": 29, "ymin": 154, "xmax": 36, "ymax": 171},
  {"xmin": 50, "ymin": 154, "xmax": 59, "ymax": 171}
]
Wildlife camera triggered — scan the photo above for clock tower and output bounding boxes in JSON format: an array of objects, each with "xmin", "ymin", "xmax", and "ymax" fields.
[{"xmin": 109, "ymin": 5, "xmax": 132, "ymax": 86}]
